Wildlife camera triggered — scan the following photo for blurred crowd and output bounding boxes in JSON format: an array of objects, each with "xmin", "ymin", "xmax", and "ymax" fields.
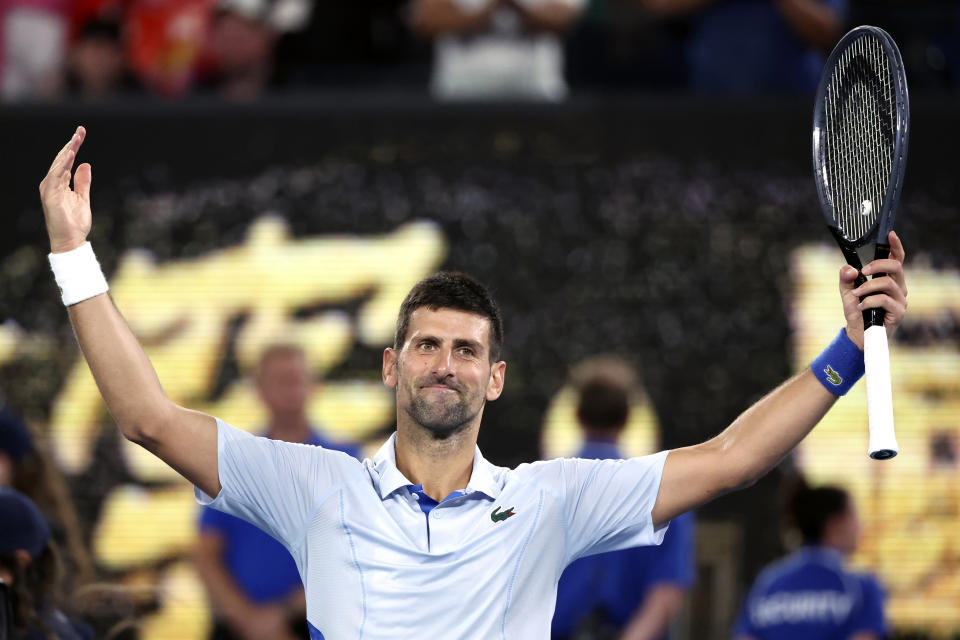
[{"xmin": 0, "ymin": 0, "xmax": 958, "ymax": 103}]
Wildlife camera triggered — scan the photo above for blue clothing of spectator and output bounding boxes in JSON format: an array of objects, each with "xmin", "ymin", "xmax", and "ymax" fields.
[
  {"xmin": 732, "ymin": 546, "xmax": 886, "ymax": 640},
  {"xmin": 552, "ymin": 439, "xmax": 696, "ymax": 640},
  {"xmin": 198, "ymin": 429, "xmax": 362, "ymax": 604},
  {"xmin": 687, "ymin": 0, "xmax": 847, "ymax": 94}
]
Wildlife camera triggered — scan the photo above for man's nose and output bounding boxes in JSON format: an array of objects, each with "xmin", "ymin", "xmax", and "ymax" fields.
[{"xmin": 431, "ymin": 347, "xmax": 455, "ymax": 376}]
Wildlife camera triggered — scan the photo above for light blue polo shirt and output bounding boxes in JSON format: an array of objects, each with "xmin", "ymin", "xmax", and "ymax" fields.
[{"xmin": 195, "ymin": 419, "xmax": 669, "ymax": 639}]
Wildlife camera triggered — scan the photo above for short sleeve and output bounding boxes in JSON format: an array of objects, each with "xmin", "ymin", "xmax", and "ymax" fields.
[
  {"xmin": 194, "ymin": 418, "xmax": 364, "ymax": 551},
  {"xmin": 846, "ymin": 574, "xmax": 887, "ymax": 636},
  {"xmin": 561, "ymin": 450, "xmax": 669, "ymax": 563}
]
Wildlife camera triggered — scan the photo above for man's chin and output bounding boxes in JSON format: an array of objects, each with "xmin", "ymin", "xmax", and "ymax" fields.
[
  {"xmin": 421, "ymin": 420, "xmax": 470, "ymax": 440},
  {"xmin": 405, "ymin": 402, "xmax": 477, "ymax": 440}
]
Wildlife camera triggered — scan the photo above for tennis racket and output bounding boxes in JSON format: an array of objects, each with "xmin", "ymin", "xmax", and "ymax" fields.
[{"xmin": 812, "ymin": 25, "xmax": 909, "ymax": 460}]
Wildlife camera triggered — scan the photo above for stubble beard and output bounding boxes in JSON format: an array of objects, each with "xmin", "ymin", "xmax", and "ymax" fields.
[{"xmin": 404, "ymin": 380, "xmax": 483, "ymax": 440}]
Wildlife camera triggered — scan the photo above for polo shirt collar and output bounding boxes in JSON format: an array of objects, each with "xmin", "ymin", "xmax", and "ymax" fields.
[{"xmin": 373, "ymin": 432, "xmax": 501, "ymax": 501}]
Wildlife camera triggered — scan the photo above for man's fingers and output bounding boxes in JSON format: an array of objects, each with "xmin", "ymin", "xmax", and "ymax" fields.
[
  {"xmin": 862, "ymin": 259, "xmax": 903, "ymax": 276},
  {"xmin": 839, "ymin": 265, "xmax": 860, "ymax": 285},
  {"xmin": 74, "ymin": 163, "xmax": 92, "ymax": 202},
  {"xmin": 888, "ymin": 230, "xmax": 905, "ymax": 264},
  {"xmin": 45, "ymin": 127, "xmax": 85, "ymax": 181},
  {"xmin": 858, "ymin": 293, "xmax": 905, "ymax": 317},
  {"xmin": 852, "ymin": 275, "xmax": 905, "ymax": 304}
]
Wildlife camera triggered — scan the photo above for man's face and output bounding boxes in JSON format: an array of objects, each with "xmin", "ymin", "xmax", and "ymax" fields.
[
  {"xmin": 833, "ymin": 502, "xmax": 862, "ymax": 556},
  {"xmin": 383, "ymin": 307, "xmax": 505, "ymax": 439},
  {"xmin": 256, "ymin": 352, "xmax": 311, "ymax": 419}
]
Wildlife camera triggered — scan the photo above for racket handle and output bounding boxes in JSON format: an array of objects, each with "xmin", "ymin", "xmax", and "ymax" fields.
[
  {"xmin": 862, "ymin": 244, "xmax": 890, "ymax": 329},
  {"xmin": 864, "ymin": 325, "xmax": 898, "ymax": 460}
]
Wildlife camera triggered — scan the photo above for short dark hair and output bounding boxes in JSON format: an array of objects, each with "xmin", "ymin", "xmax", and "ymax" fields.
[
  {"xmin": 570, "ymin": 356, "xmax": 637, "ymax": 433},
  {"xmin": 577, "ymin": 380, "xmax": 629, "ymax": 432},
  {"xmin": 394, "ymin": 272, "xmax": 503, "ymax": 362},
  {"xmin": 789, "ymin": 485, "xmax": 850, "ymax": 545}
]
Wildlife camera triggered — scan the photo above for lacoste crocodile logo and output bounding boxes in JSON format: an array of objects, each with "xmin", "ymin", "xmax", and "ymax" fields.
[
  {"xmin": 491, "ymin": 506, "xmax": 516, "ymax": 523},
  {"xmin": 824, "ymin": 365, "xmax": 842, "ymax": 386}
]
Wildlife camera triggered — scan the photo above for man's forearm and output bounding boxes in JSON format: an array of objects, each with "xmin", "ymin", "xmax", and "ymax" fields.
[
  {"xmin": 194, "ymin": 538, "xmax": 257, "ymax": 626},
  {"xmin": 654, "ymin": 369, "xmax": 836, "ymax": 525},
  {"xmin": 715, "ymin": 369, "xmax": 835, "ymax": 488},
  {"xmin": 410, "ymin": 0, "xmax": 496, "ymax": 37},
  {"xmin": 68, "ymin": 293, "xmax": 175, "ymax": 446},
  {"xmin": 620, "ymin": 584, "xmax": 685, "ymax": 640}
]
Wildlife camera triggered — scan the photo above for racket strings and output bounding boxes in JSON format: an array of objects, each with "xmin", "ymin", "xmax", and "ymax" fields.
[{"xmin": 823, "ymin": 33, "xmax": 896, "ymax": 242}]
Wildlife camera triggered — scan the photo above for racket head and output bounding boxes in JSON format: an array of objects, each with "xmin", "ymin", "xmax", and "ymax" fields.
[{"xmin": 812, "ymin": 26, "xmax": 909, "ymax": 249}]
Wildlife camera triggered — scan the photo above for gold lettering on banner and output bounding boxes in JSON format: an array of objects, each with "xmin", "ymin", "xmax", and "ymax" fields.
[
  {"xmin": 791, "ymin": 245, "xmax": 960, "ymax": 635},
  {"xmin": 47, "ymin": 218, "xmax": 446, "ymax": 639}
]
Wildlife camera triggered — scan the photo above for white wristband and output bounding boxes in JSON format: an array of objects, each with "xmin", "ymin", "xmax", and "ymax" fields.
[{"xmin": 48, "ymin": 242, "xmax": 109, "ymax": 306}]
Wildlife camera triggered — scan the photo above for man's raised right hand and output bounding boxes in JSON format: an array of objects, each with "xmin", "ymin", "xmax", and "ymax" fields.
[{"xmin": 39, "ymin": 126, "xmax": 92, "ymax": 254}]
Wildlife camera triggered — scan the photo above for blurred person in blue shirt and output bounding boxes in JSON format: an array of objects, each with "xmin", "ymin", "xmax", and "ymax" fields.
[
  {"xmin": 642, "ymin": 0, "xmax": 846, "ymax": 93},
  {"xmin": 193, "ymin": 344, "xmax": 362, "ymax": 640},
  {"xmin": 552, "ymin": 357, "xmax": 695, "ymax": 640},
  {"xmin": 732, "ymin": 483, "xmax": 887, "ymax": 640}
]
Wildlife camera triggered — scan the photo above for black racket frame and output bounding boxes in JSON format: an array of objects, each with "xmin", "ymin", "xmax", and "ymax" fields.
[{"xmin": 812, "ymin": 25, "xmax": 909, "ymax": 329}]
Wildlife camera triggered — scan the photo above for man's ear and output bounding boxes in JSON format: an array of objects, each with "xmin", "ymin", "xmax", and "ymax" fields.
[
  {"xmin": 383, "ymin": 348, "xmax": 399, "ymax": 389},
  {"xmin": 486, "ymin": 361, "xmax": 506, "ymax": 401}
]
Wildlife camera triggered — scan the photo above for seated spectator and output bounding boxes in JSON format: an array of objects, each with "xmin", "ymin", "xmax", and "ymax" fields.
[
  {"xmin": 410, "ymin": 0, "xmax": 586, "ymax": 101},
  {"xmin": 0, "ymin": 487, "xmax": 93, "ymax": 640},
  {"xmin": 198, "ymin": 0, "xmax": 315, "ymax": 99},
  {"xmin": 642, "ymin": 0, "xmax": 845, "ymax": 93},
  {"xmin": 193, "ymin": 344, "xmax": 362, "ymax": 640},
  {"xmin": 733, "ymin": 483, "xmax": 887, "ymax": 640},
  {"xmin": 67, "ymin": 10, "xmax": 140, "ymax": 100},
  {"xmin": 199, "ymin": 0, "xmax": 278, "ymax": 100},
  {"xmin": 123, "ymin": 0, "xmax": 214, "ymax": 98},
  {"xmin": 551, "ymin": 357, "xmax": 695, "ymax": 640},
  {"xmin": 0, "ymin": 0, "xmax": 70, "ymax": 100}
]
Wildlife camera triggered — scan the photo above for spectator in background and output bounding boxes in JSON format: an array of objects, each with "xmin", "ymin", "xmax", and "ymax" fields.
[
  {"xmin": 67, "ymin": 10, "xmax": 139, "ymax": 100},
  {"xmin": 199, "ymin": 0, "xmax": 280, "ymax": 100},
  {"xmin": 733, "ymin": 483, "xmax": 887, "ymax": 640},
  {"xmin": 551, "ymin": 357, "xmax": 695, "ymax": 640},
  {"xmin": 193, "ymin": 344, "xmax": 362, "ymax": 640},
  {"xmin": 410, "ymin": 0, "xmax": 586, "ymax": 101},
  {"xmin": 0, "ymin": 0, "xmax": 70, "ymax": 100},
  {"xmin": 122, "ymin": 0, "xmax": 214, "ymax": 98},
  {"xmin": 196, "ymin": 0, "xmax": 315, "ymax": 99},
  {"xmin": 642, "ymin": 0, "xmax": 845, "ymax": 93},
  {"xmin": 0, "ymin": 487, "xmax": 93, "ymax": 640},
  {"xmin": 0, "ymin": 409, "xmax": 93, "ymax": 587}
]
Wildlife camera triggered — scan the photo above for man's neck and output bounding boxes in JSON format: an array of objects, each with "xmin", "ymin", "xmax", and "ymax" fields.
[
  {"xmin": 266, "ymin": 414, "xmax": 311, "ymax": 444},
  {"xmin": 394, "ymin": 423, "xmax": 478, "ymax": 503}
]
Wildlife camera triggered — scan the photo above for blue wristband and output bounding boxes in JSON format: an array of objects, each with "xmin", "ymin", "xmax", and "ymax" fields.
[{"xmin": 811, "ymin": 328, "xmax": 865, "ymax": 396}]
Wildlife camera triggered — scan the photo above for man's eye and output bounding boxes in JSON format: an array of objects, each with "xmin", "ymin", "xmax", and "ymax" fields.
[
  {"xmin": 420, "ymin": 342, "xmax": 436, "ymax": 351},
  {"xmin": 457, "ymin": 348, "xmax": 474, "ymax": 357}
]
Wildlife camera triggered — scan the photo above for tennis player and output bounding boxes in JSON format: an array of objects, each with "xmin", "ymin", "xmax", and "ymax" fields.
[{"xmin": 39, "ymin": 127, "xmax": 908, "ymax": 639}]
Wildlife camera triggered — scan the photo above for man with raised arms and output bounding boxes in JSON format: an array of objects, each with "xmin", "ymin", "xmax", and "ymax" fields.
[{"xmin": 39, "ymin": 127, "xmax": 908, "ymax": 639}]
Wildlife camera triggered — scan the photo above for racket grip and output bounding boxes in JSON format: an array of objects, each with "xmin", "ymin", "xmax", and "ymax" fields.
[
  {"xmin": 863, "ymin": 325, "xmax": 898, "ymax": 460},
  {"xmin": 861, "ymin": 244, "xmax": 890, "ymax": 329}
]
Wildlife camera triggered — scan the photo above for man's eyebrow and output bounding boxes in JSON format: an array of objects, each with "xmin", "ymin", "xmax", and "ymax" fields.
[{"xmin": 452, "ymin": 338, "xmax": 485, "ymax": 354}]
